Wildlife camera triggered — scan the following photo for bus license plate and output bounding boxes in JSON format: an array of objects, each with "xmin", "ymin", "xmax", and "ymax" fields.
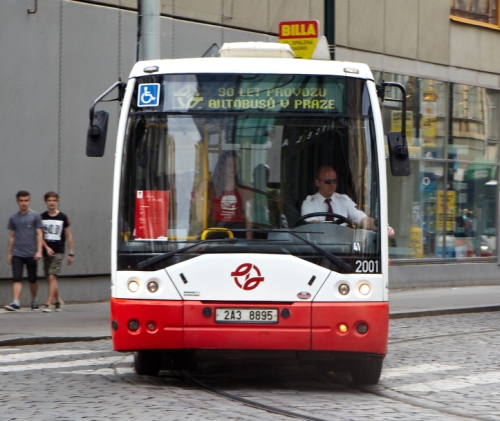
[{"xmin": 215, "ymin": 308, "xmax": 278, "ymax": 324}]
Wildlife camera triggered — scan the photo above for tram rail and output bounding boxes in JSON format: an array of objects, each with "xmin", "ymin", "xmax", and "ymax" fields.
[{"xmin": 113, "ymin": 312, "xmax": 500, "ymax": 420}]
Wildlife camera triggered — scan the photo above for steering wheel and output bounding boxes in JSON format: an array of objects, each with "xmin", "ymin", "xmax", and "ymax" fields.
[{"xmin": 295, "ymin": 212, "xmax": 354, "ymax": 229}]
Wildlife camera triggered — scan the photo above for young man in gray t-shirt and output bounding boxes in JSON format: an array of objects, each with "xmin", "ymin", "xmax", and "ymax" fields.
[{"xmin": 5, "ymin": 191, "xmax": 43, "ymax": 311}]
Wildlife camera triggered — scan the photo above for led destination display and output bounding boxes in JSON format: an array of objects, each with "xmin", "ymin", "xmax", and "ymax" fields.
[
  {"xmin": 139, "ymin": 74, "xmax": 348, "ymax": 113},
  {"xmin": 207, "ymin": 87, "xmax": 336, "ymax": 111}
]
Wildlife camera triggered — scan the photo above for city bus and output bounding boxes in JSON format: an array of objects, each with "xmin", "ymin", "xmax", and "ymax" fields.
[{"xmin": 87, "ymin": 42, "xmax": 409, "ymax": 385}]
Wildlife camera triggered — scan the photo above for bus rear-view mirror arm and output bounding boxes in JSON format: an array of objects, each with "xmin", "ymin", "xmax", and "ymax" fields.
[
  {"xmin": 86, "ymin": 81, "xmax": 126, "ymax": 157},
  {"xmin": 376, "ymin": 81, "xmax": 411, "ymax": 176}
]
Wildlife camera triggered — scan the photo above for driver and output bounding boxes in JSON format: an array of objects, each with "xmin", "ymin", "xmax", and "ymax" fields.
[{"xmin": 301, "ymin": 166, "xmax": 394, "ymax": 237}]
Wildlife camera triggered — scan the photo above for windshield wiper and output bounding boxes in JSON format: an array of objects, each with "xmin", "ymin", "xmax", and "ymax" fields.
[
  {"xmin": 230, "ymin": 228, "xmax": 352, "ymax": 273},
  {"xmin": 137, "ymin": 238, "xmax": 240, "ymax": 270},
  {"xmin": 137, "ymin": 229, "xmax": 352, "ymax": 273}
]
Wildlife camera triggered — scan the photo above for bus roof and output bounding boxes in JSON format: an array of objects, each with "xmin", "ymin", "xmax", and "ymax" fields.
[{"xmin": 129, "ymin": 57, "xmax": 374, "ymax": 81}]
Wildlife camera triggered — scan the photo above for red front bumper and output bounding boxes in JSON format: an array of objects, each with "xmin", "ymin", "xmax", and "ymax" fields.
[{"xmin": 110, "ymin": 298, "xmax": 388, "ymax": 355}]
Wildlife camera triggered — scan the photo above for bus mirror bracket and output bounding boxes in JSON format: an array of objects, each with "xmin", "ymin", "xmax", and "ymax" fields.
[
  {"xmin": 377, "ymin": 81, "xmax": 411, "ymax": 176},
  {"xmin": 86, "ymin": 81, "xmax": 126, "ymax": 157}
]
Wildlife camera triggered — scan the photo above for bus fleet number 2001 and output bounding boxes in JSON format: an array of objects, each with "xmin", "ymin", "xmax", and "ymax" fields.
[{"xmin": 355, "ymin": 260, "xmax": 379, "ymax": 273}]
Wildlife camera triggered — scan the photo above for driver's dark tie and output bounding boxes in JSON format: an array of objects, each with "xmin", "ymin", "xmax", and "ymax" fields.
[{"xmin": 325, "ymin": 198, "xmax": 334, "ymax": 222}]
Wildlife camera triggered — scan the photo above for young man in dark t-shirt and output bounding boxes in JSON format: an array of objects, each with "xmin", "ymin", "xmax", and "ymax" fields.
[
  {"xmin": 5, "ymin": 191, "xmax": 44, "ymax": 311},
  {"xmin": 41, "ymin": 191, "xmax": 74, "ymax": 312}
]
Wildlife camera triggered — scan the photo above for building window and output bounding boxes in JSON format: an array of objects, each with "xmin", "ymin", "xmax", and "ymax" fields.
[
  {"xmin": 450, "ymin": 0, "xmax": 499, "ymax": 28},
  {"xmin": 377, "ymin": 72, "xmax": 499, "ymax": 262}
]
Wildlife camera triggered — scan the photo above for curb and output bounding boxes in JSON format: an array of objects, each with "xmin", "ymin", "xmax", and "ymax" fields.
[
  {"xmin": 2, "ymin": 306, "xmax": 500, "ymax": 346},
  {"xmin": 390, "ymin": 305, "xmax": 500, "ymax": 319},
  {"xmin": 0, "ymin": 335, "xmax": 111, "ymax": 347}
]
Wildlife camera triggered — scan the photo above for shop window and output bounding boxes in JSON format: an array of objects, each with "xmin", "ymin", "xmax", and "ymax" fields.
[
  {"xmin": 486, "ymin": 89, "xmax": 499, "ymax": 159},
  {"xmin": 380, "ymin": 74, "xmax": 448, "ymax": 159},
  {"xmin": 387, "ymin": 161, "xmax": 445, "ymax": 259},
  {"xmin": 387, "ymin": 161, "xmax": 497, "ymax": 260},
  {"xmin": 450, "ymin": 0, "xmax": 499, "ymax": 29},
  {"xmin": 381, "ymin": 75, "xmax": 499, "ymax": 261},
  {"xmin": 447, "ymin": 162, "xmax": 497, "ymax": 258},
  {"xmin": 450, "ymin": 84, "xmax": 499, "ymax": 162}
]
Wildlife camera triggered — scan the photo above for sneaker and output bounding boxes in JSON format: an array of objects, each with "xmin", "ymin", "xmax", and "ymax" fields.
[
  {"xmin": 55, "ymin": 301, "xmax": 64, "ymax": 312},
  {"xmin": 31, "ymin": 302, "xmax": 39, "ymax": 311},
  {"xmin": 4, "ymin": 303, "xmax": 20, "ymax": 311},
  {"xmin": 43, "ymin": 305, "xmax": 52, "ymax": 313}
]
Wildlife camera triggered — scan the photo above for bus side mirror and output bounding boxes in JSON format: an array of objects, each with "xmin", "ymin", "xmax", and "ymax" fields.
[
  {"xmin": 378, "ymin": 81, "xmax": 411, "ymax": 176},
  {"xmin": 86, "ymin": 110, "xmax": 109, "ymax": 157},
  {"xmin": 86, "ymin": 81, "xmax": 126, "ymax": 157},
  {"xmin": 387, "ymin": 132, "xmax": 410, "ymax": 176}
]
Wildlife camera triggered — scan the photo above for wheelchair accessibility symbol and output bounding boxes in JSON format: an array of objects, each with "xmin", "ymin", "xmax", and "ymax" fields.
[{"xmin": 138, "ymin": 83, "xmax": 160, "ymax": 107}]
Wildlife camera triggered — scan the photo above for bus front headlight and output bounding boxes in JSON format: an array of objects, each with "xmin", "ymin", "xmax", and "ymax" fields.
[
  {"xmin": 359, "ymin": 283, "xmax": 371, "ymax": 295},
  {"xmin": 127, "ymin": 277, "xmax": 140, "ymax": 293}
]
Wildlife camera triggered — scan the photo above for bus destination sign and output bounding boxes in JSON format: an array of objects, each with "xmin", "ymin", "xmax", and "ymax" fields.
[
  {"xmin": 159, "ymin": 75, "xmax": 343, "ymax": 113},
  {"xmin": 202, "ymin": 86, "xmax": 336, "ymax": 112}
]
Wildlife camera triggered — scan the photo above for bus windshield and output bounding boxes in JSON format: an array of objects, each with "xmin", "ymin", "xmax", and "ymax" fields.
[{"xmin": 118, "ymin": 74, "xmax": 381, "ymax": 273}]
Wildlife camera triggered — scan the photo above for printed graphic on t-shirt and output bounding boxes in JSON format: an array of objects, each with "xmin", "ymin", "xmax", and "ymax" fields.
[
  {"xmin": 43, "ymin": 220, "xmax": 64, "ymax": 241},
  {"xmin": 220, "ymin": 194, "xmax": 237, "ymax": 220}
]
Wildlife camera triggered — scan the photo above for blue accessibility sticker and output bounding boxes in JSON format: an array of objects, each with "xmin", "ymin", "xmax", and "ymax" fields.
[{"xmin": 138, "ymin": 83, "xmax": 160, "ymax": 107}]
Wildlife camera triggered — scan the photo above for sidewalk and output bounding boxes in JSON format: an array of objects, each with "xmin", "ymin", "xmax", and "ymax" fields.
[
  {"xmin": 389, "ymin": 285, "xmax": 500, "ymax": 318},
  {"xmin": 0, "ymin": 302, "xmax": 110, "ymax": 346},
  {"xmin": 1, "ymin": 285, "xmax": 500, "ymax": 346}
]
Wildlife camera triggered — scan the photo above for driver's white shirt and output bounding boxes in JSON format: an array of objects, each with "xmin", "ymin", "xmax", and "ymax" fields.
[{"xmin": 301, "ymin": 192, "xmax": 366, "ymax": 224}]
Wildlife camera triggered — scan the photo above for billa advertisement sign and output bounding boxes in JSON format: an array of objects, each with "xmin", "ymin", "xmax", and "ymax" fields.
[
  {"xmin": 278, "ymin": 20, "xmax": 319, "ymax": 59},
  {"xmin": 135, "ymin": 190, "xmax": 169, "ymax": 240}
]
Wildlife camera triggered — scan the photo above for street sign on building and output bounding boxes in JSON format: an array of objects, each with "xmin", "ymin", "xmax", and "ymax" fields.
[{"xmin": 278, "ymin": 20, "xmax": 319, "ymax": 59}]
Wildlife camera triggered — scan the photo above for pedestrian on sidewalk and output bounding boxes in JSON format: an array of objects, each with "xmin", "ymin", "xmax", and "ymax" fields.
[
  {"xmin": 41, "ymin": 191, "xmax": 74, "ymax": 313},
  {"xmin": 5, "ymin": 191, "xmax": 44, "ymax": 311}
]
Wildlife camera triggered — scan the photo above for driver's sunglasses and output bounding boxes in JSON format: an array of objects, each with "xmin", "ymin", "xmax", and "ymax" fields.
[{"xmin": 318, "ymin": 178, "xmax": 338, "ymax": 185}]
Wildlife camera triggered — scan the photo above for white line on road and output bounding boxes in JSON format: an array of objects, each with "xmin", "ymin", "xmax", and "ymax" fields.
[
  {"xmin": 59, "ymin": 368, "xmax": 117, "ymax": 376},
  {"xmin": 398, "ymin": 371, "xmax": 500, "ymax": 392},
  {"xmin": 382, "ymin": 363, "xmax": 461, "ymax": 379},
  {"xmin": 58, "ymin": 354, "xmax": 134, "ymax": 377},
  {"xmin": 0, "ymin": 349, "xmax": 103, "ymax": 364},
  {"xmin": 0, "ymin": 356, "xmax": 119, "ymax": 373}
]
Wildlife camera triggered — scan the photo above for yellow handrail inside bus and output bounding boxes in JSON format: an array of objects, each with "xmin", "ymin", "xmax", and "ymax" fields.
[
  {"xmin": 202, "ymin": 125, "xmax": 210, "ymax": 230},
  {"xmin": 168, "ymin": 236, "xmax": 197, "ymax": 241},
  {"xmin": 201, "ymin": 228, "xmax": 234, "ymax": 240}
]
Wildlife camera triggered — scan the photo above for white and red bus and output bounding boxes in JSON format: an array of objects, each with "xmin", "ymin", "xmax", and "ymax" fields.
[{"xmin": 87, "ymin": 42, "xmax": 408, "ymax": 384}]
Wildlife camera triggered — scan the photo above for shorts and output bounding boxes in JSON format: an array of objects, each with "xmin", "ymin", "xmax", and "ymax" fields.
[
  {"xmin": 12, "ymin": 256, "xmax": 38, "ymax": 283},
  {"xmin": 44, "ymin": 253, "xmax": 64, "ymax": 276}
]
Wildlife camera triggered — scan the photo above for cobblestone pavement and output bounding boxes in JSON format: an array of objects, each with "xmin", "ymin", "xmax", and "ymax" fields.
[{"xmin": 1, "ymin": 312, "xmax": 500, "ymax": 420}]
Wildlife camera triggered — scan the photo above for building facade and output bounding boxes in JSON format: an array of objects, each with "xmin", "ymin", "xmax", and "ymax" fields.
[
  {"xmin": 333, "ymin": 0, "xmax": 500, "ymax": 285},
  {"xmin": 0, "ymin": 0, "xmax": 498, "ymax": 288}
]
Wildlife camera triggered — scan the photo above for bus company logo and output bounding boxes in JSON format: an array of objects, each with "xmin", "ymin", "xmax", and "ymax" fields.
[
  {"xmin": 231, "ymin": 263, "xmax": 265, "ymax": 291},
  {"xmin": 297, "ymin": 292, "xmax": 311, "ymax": 300}
]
